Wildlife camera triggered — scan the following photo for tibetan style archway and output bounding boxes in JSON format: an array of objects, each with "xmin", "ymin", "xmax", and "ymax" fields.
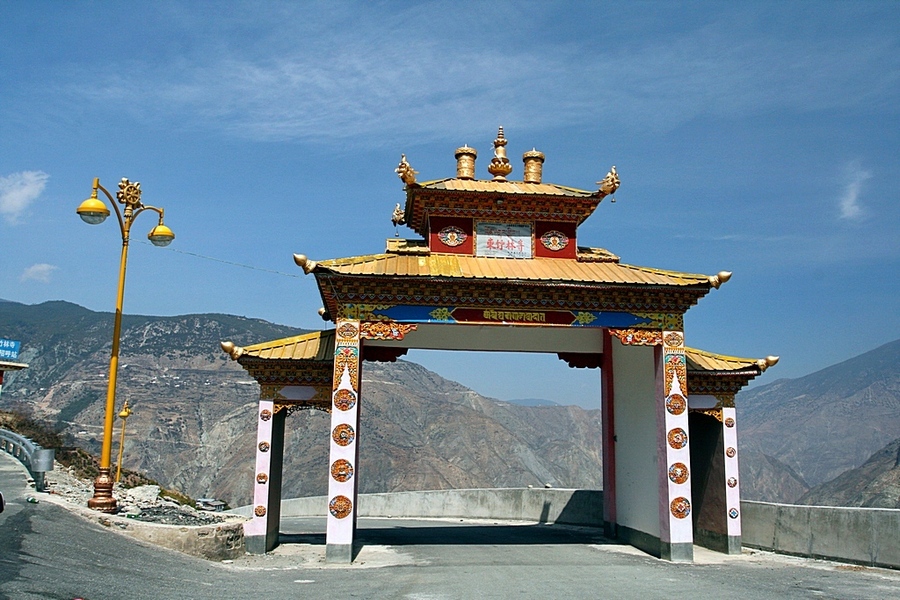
[{"xmin": 223, "ymin": 128, "xmax": 777, "ymax": 563}]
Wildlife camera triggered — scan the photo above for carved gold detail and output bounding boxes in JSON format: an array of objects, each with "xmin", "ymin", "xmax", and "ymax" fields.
[
  {"xmin": 360, "ymin": 321, "xmax": 417, "ymax": 340},
  {"xmin": 259, "ymin": 409, "xmax": 272, "ymax": 421},
  {"xmin": 455, "ymin": 145, "xmax": 477, "ymax": 180},
  {"xmin": 663, "ymin": 332, "xmax": 684, "ymax": 348},
  {"xmin": 756, "ymin": 356, "xmax": 780, "ymax": 371},
  {"xmin": 293, "ymin": 254, "xmax": 317, "ymax": 274},
  {"xmin": 522, "ymin": 149, "xmax": 545, "ymax": 184},
  {"xmin": 611, "ymin": 328, "xmax": 662, "ymax": 346},
  {"xmin": 256, "ymin": 473, "xmax": 268, "ymax": 484},
  {"xmin": 337, "ymin": 322, "xmax": 359, "ymax": 339},
  {"xmin": 691, "ymin": 407, "xmax": 724, "ymax": 422},
  {"xmin": 330, "ymin": 459, "xmax": 354, "ymax": 482},
  {"xmin": 597, "ymin": 166, "xmax": 620, "ymax": 196},
  {"xmin": 391, "ymin": 203, "xmax": 405, "ymax": 227},
  {"xmin": 254, "ymin": 505, "xmax": 266, "ymax": 517},
  {"xmin": 395, "ymin": 154, "xmax": 418, "ymax": 185},
  {"xmin": 573, "ymin": 312, "xmax": 597, "ymax": 325},
  {"xmin": 670, "ymin": 497, "xmax": 691, "ymax": 519},
  {"xmin": 329, "ymin": 495, "xmax": 352, "ymax": 519}
]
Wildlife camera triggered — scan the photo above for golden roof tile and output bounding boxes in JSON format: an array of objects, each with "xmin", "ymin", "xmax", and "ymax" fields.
[
  {"xmin": 314, "ymin": 252, "xmax": 709, "ymax": 287},
  {"xmin": 221, "ymin": 330, "xmax": 335, "ymax": 362},
  {"xmin": 686, "ymin": 347, "xmax": 779, "ymax": 373}
]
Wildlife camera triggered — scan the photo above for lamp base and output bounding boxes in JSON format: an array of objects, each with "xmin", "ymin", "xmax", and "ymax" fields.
[{"xmin": 88, "ymin": 468, "xmax": 119, "ymax": 513}]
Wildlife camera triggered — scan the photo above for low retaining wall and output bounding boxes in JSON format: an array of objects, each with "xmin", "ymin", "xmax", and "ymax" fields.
[
  {"xmin": 741, "ymin": 500, "xmax": 900, "ymax": 569},
  {"xmin": 236, "ymin": 488, "xmax": 604, "ymax": 526}
]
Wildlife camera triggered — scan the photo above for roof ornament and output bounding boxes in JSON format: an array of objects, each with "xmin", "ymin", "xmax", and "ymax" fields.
[
  {"xmin": 597, "ymin": 165, "xmax": 620, "ymax": 200},
  {"xmin": 487, "ymin": 126, "xmax": 513, "ymax": 181},
  {"xmin": 395, "ymin": 154, "xmax": 418, "ymax": 186},
  {"xmin": 708, "ymin": 271, "xmax": 732, "ymax": 289},
  {"xmin": 455, "ymin": 145, "xmax": 477, "ymax": 180},
  {"xmin": 293, "ymin": 253, "xmax": 317, "ymax": 275},
  {"xmin": 391, "ymin": 202, "xmax": 405, "ymax": 236},
  {"xmin": 220, "ymin": 341, "xmax": 244, "ymax": 361},
  {"xmin": 756, "ymin": 356, "xmax": 780, "ymax": 372},
  {"xmin": 522, "ymin": 149, "xmax": 545, "ymax": 184}
]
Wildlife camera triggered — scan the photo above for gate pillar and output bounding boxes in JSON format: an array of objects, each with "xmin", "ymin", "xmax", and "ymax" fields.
[
  {"xmin": 658, "ymin": 330, "xmax": 694, "ymax": 562},
  {"xmin": 325, "ymin": 318, "xmax": 362, "ymax": 563},
  {"xmin": 245, "ymin": 399, "xmax": 286, "ymax": 554}
]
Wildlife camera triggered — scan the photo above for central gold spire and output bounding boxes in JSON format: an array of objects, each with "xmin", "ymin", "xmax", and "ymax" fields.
[{"xmin": 487, "ymin": 126, "xmax": 513, "ymax": 181}]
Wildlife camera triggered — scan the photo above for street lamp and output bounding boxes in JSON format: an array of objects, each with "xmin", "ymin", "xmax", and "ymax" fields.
[
  {"xmin": 115, "ymin": 399, "xmax": 133, "ymax": 484},
  {"xmin": 77, "ymin": 177, "xmax": 174, "ymax": 512}
]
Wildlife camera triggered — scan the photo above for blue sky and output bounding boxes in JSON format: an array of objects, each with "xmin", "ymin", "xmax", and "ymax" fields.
[{"xmin": 1, "ymin": 2, "xmax": 898, "ymax": 407}]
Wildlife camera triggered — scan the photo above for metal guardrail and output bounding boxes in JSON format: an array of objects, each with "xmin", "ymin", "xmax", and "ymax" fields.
[{"xmin": 0, "ymin": 427, "xmax": 54, "ymax": 492}]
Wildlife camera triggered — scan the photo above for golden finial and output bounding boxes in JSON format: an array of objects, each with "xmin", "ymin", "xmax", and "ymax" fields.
[
  {"xmin": 395, "ymin": 154, "xmax": 418, "ymax": 186},
  {"xmin": 597, "ymin": 166, "xmax": 620, "ymax": 197},
  {"xmin": 756, "ymin": 356, "xmax": 780, "ymax": 371},
  {"xmin": 220, "ymin": 341, "xmax": 244, "ymax": 360},
  {"xmin": 708, "ymin": 271, "xmax": 732, "ymax": 289},
  {"xmin": 293, "ymin": 254, "xmax": 317, "ymax": 274},
  {"xmin": 488, "ymin": 126, "xmax": 513, "ymax": 181}
]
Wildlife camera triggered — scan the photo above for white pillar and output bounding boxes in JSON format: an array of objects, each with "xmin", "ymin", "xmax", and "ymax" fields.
[
  {"xmin": 722, "ymin": 405, "xmax": 742, "ymax": 553},
  {"xmin": 658, "ymin": 330, "xmax": 693, "ymax": 562},
  {"xmin": 325, "ymin": 319, "xmax": 362, "ymax": 563}
]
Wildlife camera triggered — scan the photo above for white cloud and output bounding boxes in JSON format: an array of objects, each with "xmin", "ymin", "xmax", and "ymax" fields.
[
  {"xmin": 0, "ymin": 171, "xmax": 49, "ymax": 224},
  {"xmin": 839, "ymin": 162, "xmax": 872, "ymax": 220},
  {"xmin": 20, "ymin": 263, "xmax": 58, "ymax": 283}
]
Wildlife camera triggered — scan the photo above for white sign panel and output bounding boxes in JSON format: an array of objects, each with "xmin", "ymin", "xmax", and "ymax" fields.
[{"xmin": 475, "ymin": 222, "xmax": 532, "ymax": 259}]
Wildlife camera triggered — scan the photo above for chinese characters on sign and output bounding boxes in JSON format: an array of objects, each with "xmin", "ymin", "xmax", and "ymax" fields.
[
  {"xmin": 0, "ymin": 339, "xmax": 21, "ymax": 361},
  {"xmin": 475, "ymin": 222, "xmax": 532, "ymax": 258}
]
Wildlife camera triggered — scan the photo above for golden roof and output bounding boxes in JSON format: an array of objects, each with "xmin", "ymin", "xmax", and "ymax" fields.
[
  {"xmin": 314, "ymin": 252, "xmax": 711, "ymax": 287},
  {"xmin": 686, "ymin": 347, "xmax": 779, "ymax": 373},
  {"xmin": 221, "ymin": 330, "xmax": 335, "ymax": 362},
  {"xmin": 415, "ymin": 177, "xmax": 595, "ymax": 197}
]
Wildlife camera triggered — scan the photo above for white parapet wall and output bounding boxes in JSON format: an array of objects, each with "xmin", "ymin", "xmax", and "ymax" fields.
[
  {"xmin": 741, "ymin": 500, "xmax": 900, "ymax": 569},
  {"xmin": 235, "ymin": 488, "xmax": 604, "ymax": 526}
]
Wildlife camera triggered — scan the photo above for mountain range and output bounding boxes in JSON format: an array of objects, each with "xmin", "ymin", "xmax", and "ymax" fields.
[{"xmin": 1, "ymin": 299, "xmax": 897, "ymax": 509}]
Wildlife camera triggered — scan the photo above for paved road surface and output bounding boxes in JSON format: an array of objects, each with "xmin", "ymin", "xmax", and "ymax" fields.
[{"xmin": 2, "ymin": 454, "xmax": 899, "ymax": 599}]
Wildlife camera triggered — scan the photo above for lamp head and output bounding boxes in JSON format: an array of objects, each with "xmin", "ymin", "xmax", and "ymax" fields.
[
  {"xmin": 76, "ymin": 195, "xmax": 110, "ymax": 225},
  {"xmin": 147, "ymin": 223, "xmax": 175, "ymax": 247}
]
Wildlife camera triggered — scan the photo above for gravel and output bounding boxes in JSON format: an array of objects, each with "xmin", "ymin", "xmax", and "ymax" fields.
[{"xmin": 41, "ymin": 463, "xmax": 225, "ymax": 526}]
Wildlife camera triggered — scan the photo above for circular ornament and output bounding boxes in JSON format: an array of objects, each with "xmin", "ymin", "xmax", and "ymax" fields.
[
  {"xmin": 729, "ymin": 508, "xmax": 740, "ymax": 519},
  {"xmin": 256, "ymin": 473, "xmax": 268, "ymax": 484},
  {"xmin": 540, "ymin": 230, "xmax": 569, "ymax": 251},
  {"xmin": 333, "ymin": 389, "xmax": 356, "ymax": 411},
  {"xmin": 666, "ymin": 394, "xmax": 687, "ymax": 415},
  {"xmin": 332, "ymin": 423, "xmax": 356, "ymax": 446},
  {"xmin": 727, "ymin": 477, "xmax": 738, "ymax": 488},
  {"xmin": 329, "ymin": 495, "xmax": 352, "ymax": 519},
  {"xmin": 259, "ymin": 409, "xmax": 272, "ymax": 421},
  {"xmin": 726, "ymin": 447, "xmax": 737, "ymax": 458},
  {"xmin": 337, "ymin": 322, "xmax": 359, "ymax": 339},
  {"xmin": 438, "ymin": 226, "xmax": 467, "ymax": 247},
  {"xmin": 670, "ymin": 497, "xmax": 691, "ymax": 519},
  {"xmin": 724, "ymin": 417, "xmax": 735, "ymax": 428},
  {"xmin": 664, "ymin": 332, "xmax": 684, "ymax": 347},
  {"xmin": 667, "ymin": 428, "xmax": 688, "ymax": 449},
  {"xmin": 668, "ymin": 462, "xmax": 689, "ymax": 484},
  {"xmin": 331, "ymin": 459, "xmax": 354, "ymax": 482},
  {"xmin": 258, "ymin": 441, "xmax": 270, "ymax": 452},
  {"xmin": 254, "ymin": 505, "xmax": 266, "ymax": 517}
]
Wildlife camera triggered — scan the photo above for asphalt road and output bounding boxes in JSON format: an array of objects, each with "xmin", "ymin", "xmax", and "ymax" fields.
[{"xmin": 2, "ymin": 453, "xmax": 899, "ymax": 600}]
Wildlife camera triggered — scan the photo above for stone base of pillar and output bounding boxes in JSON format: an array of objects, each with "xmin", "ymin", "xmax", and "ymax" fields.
[
  {"xmin": 617, "ymin": 525, "xmax": 694, "ymax": 562},
  {"xmin": 326, "ymin": 543, "xmax": 354, "ymax": 563},
  {"xmin": 244, "ymin": 535, "xmax": 267, "ymax": 555},
  {"xmin": 694, "ymin": 527, "xmax": 742, "ymax": 555},
  {"xmin": 661, "ymin": 541, "xmax": 694, "ymax": 563}
]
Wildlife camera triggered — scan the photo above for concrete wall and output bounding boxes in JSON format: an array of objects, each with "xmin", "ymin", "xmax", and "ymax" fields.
[
  {"xmin": 235, "ymin": 488, "xmax": 604, "ymax": 526},
  {"xmin": 741, "ymin": 500, "xmax": 900, "ymax": 570}
]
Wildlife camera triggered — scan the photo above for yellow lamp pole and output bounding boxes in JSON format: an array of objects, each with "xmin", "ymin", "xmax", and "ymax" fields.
[
  {"xmin": 77, "ymin": 178, "xmax": 174, "ymax": 512},
  {"xmin": 115, "ymin": 400, "xmax": 133, "ymax": 484}
]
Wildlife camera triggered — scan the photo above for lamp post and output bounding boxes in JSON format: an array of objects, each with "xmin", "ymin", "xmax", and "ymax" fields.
[
  {"xmin": 77, "ymin": 177, "xmax": 174, "ymax": 512},
  {"xmin": 115, "ymin": 399, "xmax": 133, "ymax": 484}
]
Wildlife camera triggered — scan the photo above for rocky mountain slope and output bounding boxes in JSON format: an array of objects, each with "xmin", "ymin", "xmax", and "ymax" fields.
[
  {"xmin": 0, "ymin": 300, "xmax": 602, "ymax": 507},
  {"xmin": 798, "ymin": 436, "xmax": 900, "ymax": 508},
  {"xmin": 737, "ymin": 339, "xmax": 900, "ymax": 497}
]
